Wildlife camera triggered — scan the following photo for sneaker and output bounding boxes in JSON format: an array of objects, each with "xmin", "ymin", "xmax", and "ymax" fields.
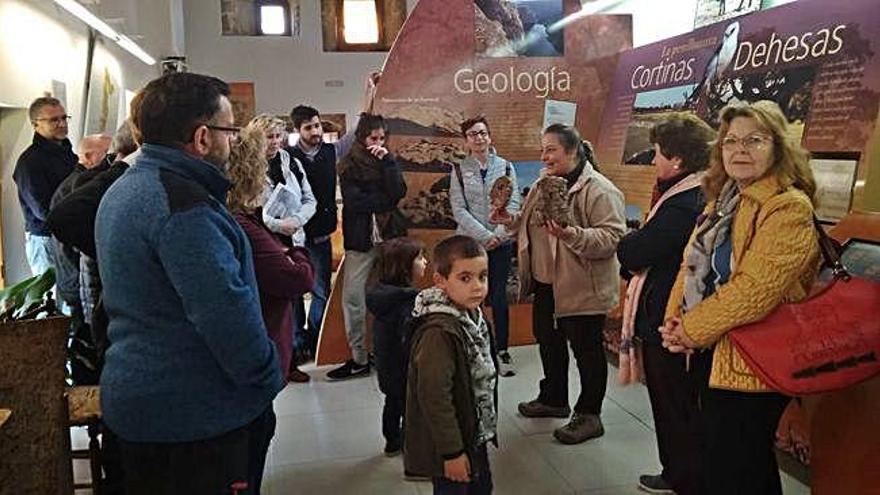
[
  {"xmin": 403, "ymin": 471, "xmax": 430, "ymax": 482},
  {"xmin": 288, "ymin": 366, "xmax": 311, "ymax": 383},
  {"xmin": 383, "ymin": 439, "xmax": 402, "ymax": 457},
  {"xmin": 517, "ymin": 399, "xmax": 570, "ymax": 418},
  {"xmin": 326, "ymin": 359, "xmax": 370, "ymax": 381},
  {"xmin": 553, "ymin": 413, "xmax": 604, "ymax": 444},
  {"xmin": 498, "ymin": 351, "xmax": 516, "ymax": 377},
  {"xmin": 638, "ymin": 474, "xmax": 675, "ymax": 494}
]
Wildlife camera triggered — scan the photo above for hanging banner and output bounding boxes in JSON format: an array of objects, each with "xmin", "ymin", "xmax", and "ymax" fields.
[
  {"xmin": 595, "ymin": 0, "xmax": 880, "ymax": 168},
  {"xmin": 373, "ymin": 0, "xmax": 632, "ymax": 229}
]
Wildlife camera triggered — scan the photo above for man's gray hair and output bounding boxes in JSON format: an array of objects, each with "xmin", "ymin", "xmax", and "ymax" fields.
[
  {"xmin": 28, "ymin": 96, "xmax": 63, "ymax": 122},
  {"xmin": 112, "ymin": 121, "xmax": 138, "ymax": 158}
]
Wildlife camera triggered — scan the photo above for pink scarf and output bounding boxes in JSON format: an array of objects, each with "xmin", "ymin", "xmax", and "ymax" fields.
[{"xmin": 618, "ymin": 173, "xmax": 702, "ymax": 385}]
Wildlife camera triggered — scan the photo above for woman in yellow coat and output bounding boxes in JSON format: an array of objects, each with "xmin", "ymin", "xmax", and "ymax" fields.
[{"xmin": 660, "ymin": 101, "xmax": 819, "ymax": 494}]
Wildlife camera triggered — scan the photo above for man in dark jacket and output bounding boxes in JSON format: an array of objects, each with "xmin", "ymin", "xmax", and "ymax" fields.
[
  {"xmin": 95, "ymin": 73, "xmax": 283, "ymax": 494},
  {"xmin": 13, "ymin": 96, "xmax": 77, "ymax": 277},
  {"xmin": 283, "ymin": 71, "xmax": 381, "ymax": 365}
]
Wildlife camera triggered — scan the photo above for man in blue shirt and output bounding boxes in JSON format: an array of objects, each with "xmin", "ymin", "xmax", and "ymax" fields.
[{"xmin": 95, "ymin": 72, "xmax": 283, "ymax": 494}]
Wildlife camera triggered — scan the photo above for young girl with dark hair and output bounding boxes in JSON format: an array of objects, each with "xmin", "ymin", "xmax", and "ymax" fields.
[{"xmin": 365, "ymin": 237, "xmax": 428, "ymax": 457}]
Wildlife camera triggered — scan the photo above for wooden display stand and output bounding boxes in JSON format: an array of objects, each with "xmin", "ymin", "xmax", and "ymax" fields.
[{"xmin": 0, "ymin": 316, "xmax": 73, "ymax": 494}]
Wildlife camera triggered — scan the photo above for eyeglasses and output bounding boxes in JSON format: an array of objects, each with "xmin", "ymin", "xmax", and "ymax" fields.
[
  {"xmin": 34, "ymin": 115, "xmax": 71, "ymax": 126},
  {"xmin": 466, "ymin": 130, "xmax": 489, "ymax": 139},
  {"xmin": 721, "ymin": 134, "xmax": 772, "ymax": 152},
  {"xmin": 205, "ymin": 124, "xmax": 240, "ymax": 135}
]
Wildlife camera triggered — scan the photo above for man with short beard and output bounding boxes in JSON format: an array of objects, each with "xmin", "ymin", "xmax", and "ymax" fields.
[
  {"xmin": 284, "ymin": 72, "xmax": 380, "ymax": 369},
  {"xmin": 13, "ymin": 96, "xmax": 77, "ymax": 277},
  {"xmin": 95, "ymin": 73, "xmax": 283, "ymax": 494}
]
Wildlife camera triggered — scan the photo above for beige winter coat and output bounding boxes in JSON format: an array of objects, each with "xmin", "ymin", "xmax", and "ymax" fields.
[{"xmin": 508, "ymin": 162, "xmax": 626, "ymax": 317}]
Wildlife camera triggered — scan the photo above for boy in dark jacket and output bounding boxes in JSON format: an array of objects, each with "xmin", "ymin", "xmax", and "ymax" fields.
[{"xmin": 405, "ymin": 235, "xmax": 498, "ymax": 494}]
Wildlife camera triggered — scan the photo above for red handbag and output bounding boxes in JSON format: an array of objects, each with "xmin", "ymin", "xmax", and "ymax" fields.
[{"xmin": 729, "ymin": 219, "xmax": 880, "ymax": 396}]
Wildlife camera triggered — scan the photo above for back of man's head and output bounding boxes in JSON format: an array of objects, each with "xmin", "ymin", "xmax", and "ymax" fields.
[
  {"xmin": 290, "ymin": 105, "xmax": 319, "ymax": 130},
  {"xmin": 111, "ymin": 122, "xmax": 138, "ymax": 159},
  {"xmin": 433, "ymin": 235, "xmax": 487, "ymax": 278},
  {"xmin": 137, "ymin": 73, "xmax": 229, "ymax": 149}
]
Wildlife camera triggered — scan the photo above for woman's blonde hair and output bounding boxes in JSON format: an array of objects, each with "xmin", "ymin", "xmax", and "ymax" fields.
[
  {"xmin": 248, "ymin": 113, "xmax": 286, "ymax": 135},
  {"xmin": 227, "ymin": 124, "xmax": 268, "ymax": 214},
  {"xmin": 703, "ymin": 100, "xmax": 816, "ymax": 203}
]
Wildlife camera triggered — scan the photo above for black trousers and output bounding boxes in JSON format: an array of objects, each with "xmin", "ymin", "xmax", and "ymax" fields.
[
  {"xmin": 116, "ymin": 406, "xmax": 276, "ymax": 495},
  {"xmin": 532, "ymin": 282, "xmax": 607, "ymax": 415},
  {"xmin": 695, "ymin": 352, "xmax": 789, "ymax": 495},
  {"xmin": 642, "ymin": 343, "xmax": 701, "ymax": 495}
]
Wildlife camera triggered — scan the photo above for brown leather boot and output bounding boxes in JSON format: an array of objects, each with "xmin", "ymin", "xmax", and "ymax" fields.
[{"xmin": 288, "ymin": 366, "xmax": 311, "ymax": 383}]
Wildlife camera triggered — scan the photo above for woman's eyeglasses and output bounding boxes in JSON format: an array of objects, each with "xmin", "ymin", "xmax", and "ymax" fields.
[
  {"xmin": 466, "ymin": 130, "xmax": 489, "ymax": 139},
  {"xmin": 721, "ymin": 134, "xmax": 772, "ymax": 152}
]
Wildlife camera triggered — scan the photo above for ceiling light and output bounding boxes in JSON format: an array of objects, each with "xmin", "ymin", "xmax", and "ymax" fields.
[{"xmin": 53, "ymin": 0, "xmax": 156, "ymax": 65}]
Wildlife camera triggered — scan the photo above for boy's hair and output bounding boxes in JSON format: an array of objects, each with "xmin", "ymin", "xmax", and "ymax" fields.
[
  {"xmin": 290, "ymin": 105, "xmax": 319, "ymax": 130},
  {"xmin": 433, "ymin": 235, "xmax": 487, "ymax": 277},
  {"xmin": 373, "ymin": 237, "xmax": 424, "ymax": 287},
  {"xmin": 354, "ymin": 112, "xmax": 388, "ymax": 143}
]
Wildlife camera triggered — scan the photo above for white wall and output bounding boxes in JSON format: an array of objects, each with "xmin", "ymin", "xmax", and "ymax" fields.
[
  {"xmin": 182, "ymin": 0, "xmax": 419, "ymax": 129},
  {"xmin": 0, "ymin": 0, "xmax": 175, "ymax": 285}
]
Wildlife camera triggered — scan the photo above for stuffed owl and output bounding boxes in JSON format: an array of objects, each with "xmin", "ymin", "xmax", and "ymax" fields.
[
  {"xmin": 532, "ymin": 175, "xmax": 573, "ymax": 227},
  {"xmin": 489, "ymin": 176, "xmax": 514, "ymax": 211}
]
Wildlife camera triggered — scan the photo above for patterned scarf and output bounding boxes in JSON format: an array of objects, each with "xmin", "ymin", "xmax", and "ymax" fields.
[{"xmin": 682, "ymin": 179, "xmax": 740, "ymax": 312}]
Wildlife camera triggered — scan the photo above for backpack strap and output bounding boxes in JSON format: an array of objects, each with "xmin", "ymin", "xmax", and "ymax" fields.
[{"xmin": 453, "ymin": 162, "xmax": 470, "ymax": 211}]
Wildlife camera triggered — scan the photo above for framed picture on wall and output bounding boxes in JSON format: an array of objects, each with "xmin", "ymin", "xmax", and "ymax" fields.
[
  {"xmin": 228, "ymin": 82, "xmax": 256, "ymax": 126},
  {"xmin": 694, "ymin": 0, "xmax": 762, "ymax": 28},
  {"xmin": 810, "ymin": 152, "xmax": 859, "ymax": 223},
  {"xmin": 84, "ymin": 49, "xmax": 121, "ymax": 135}
]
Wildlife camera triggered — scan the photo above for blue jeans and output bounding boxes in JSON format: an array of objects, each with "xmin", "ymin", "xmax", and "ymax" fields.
[
  {"xmin": 487, "ymin": 242, "xmax": 512, "ymax": 351},
  {"xmin": 432, "ymin": 444, "xmax": 492, "ymax": 495},
  {"xmin": 25, "ymin": 233, "xmax": 55, "ymax": 277},
  {"xmin": 294, "ymin": 238, "xmax": 332, "ymax": 353}
]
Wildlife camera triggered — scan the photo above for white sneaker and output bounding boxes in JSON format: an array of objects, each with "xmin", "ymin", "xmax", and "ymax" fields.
[{"xmin": 498, "ymin": 351, "xmax": 516, "ymax": 377}]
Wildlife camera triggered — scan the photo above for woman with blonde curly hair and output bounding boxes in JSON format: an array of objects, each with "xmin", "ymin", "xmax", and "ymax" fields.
[
  {"xmin": 249, "ymin": 114, "xmax": 318, "ymax": 373},
  {"xmin": 228, "ymin": 125, "xmax": 315, "ymax": 384},
  {"xmin": 660, "ymin": 101, "xmax": 819, "ymax": 494}
]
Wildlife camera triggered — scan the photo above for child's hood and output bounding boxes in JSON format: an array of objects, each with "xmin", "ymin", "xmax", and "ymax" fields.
[{"xmin": 412, "ymin": 287, "xmax": 483, "ymax": 328}]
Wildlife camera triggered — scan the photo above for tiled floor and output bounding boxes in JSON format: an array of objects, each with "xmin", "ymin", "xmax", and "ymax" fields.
[
  {"xmin": 258, "ymin": 345, "xmax": 810, "ymax": 495},
  {"xmin": 71, "ymin": 344, "xmax": 809, "ymax": 493}
]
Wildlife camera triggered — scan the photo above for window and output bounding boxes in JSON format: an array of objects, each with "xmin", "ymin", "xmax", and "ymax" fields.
[
  {"xmin": 220, "ymin": 0, "xmax": 300, "ymax": 37},
  {"xmin": 259, "ymin": 4, "xmax": 287, "ymax": 35},
  {"xmin": 342, "ymin": 0, "xmax": 380, "ymax": 44},
  {"xmin": 322, "ymin": 0, "xmax": 406, "ymax": 52}
]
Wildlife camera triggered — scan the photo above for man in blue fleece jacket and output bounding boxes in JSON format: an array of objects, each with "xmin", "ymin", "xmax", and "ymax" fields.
[{"xmin": 95, "ymin": 72, "xmax": 283, "ymax": 494}]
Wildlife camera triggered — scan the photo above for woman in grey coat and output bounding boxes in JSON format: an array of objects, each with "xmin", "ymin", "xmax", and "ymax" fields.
[{"xmin": 449, "ymin": 115, "xmax": 521, "ymax": 376}]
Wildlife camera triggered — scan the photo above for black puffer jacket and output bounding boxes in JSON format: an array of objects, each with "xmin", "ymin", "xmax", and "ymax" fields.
[{"xmin": 366, "ymin": 283, "xmax": 418, "ymax": 397}]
